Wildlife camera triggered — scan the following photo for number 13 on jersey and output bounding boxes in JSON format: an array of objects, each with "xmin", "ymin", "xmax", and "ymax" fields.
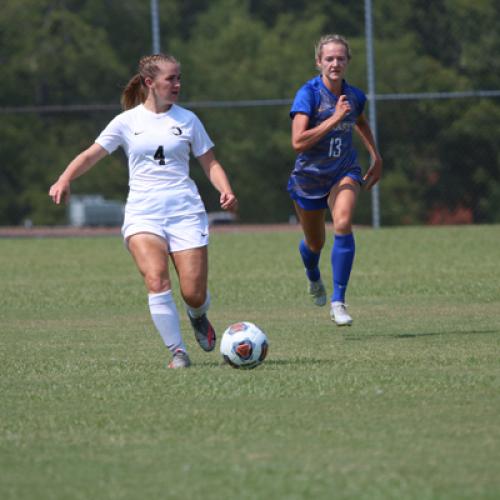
[{"xmin": 329, "ymin": 137, "xmax": 342, "ymax": 158}]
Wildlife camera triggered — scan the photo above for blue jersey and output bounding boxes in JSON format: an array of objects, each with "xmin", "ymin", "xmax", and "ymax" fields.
[{"xmin": 288, "ymin": 76, "xmax": 366, "ymax": 199}]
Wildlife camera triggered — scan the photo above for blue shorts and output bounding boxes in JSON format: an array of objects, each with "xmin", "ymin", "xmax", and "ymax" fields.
[
  {"xmin": 294, "ymin": 195, "xmax": 329, "ymax": 210},
  {"xmin": 291, "ymin": 170, "xmax": 364, "ymax": 211}
]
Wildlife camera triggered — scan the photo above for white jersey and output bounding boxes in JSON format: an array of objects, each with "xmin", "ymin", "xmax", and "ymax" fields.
[{"xmin": 95, "ymin": 103, "xmax": 214, "ymax": 216}]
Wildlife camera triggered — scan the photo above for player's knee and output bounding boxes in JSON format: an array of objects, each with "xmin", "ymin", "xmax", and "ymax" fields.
[
  {"xmin": 306, "ymin": 238, "xmax": 324, "ymax": 254},
  {"xmin": 183, "ymin": 289, "xmax": 206, "ymax": 308},
  {"xmin": 334, "ymin": 213, "xmax": 353, "ymax": 234},
  {"xmin": 145, "ymin": 274, "xmax": 170, "ymax": 294}
]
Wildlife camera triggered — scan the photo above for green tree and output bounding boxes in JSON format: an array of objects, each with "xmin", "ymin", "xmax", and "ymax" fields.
[
  {"xmin": 174, "ymin": 0, "xmax": 328, "ymax": 222},
  {"xmin": 0, "ymin": 0, "xmax": 128, "ymax": 224},
  {"xmin": 372, "ymin": 0, "xmax": 500, "ymax": 223},
  {"xmin": 1, "ymin": 0, "xmax": 499, "ymax": 226}
]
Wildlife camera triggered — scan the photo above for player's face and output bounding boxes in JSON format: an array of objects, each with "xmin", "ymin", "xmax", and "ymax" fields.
[
  {"xmin": 150, "ymin": 62, "xmax": 181, "ymax": 105},
  {"xmin": 317, "ymin": 43, "xmax": 349, "ymax": 83}
]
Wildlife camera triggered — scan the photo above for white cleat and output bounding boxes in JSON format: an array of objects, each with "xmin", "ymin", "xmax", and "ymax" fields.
[
  {"xmin": 168, "ymin": 349, "xmax": 191, "ymax": 369},
  {"xmin": 330, "ymin": 301, "xmax": 353, "ymax": 326},
  {"xmin": 308, "ymin": 279, "xmax": 327, "ymax": 306}
]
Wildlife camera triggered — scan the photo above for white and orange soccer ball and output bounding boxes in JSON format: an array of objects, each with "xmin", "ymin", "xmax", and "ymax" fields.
[{"xmin": 220, "ymin": 322, "xmax": 269, "ymax": 369}]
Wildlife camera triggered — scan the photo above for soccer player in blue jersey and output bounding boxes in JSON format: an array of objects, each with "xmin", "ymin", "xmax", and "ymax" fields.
[{"xmin": 288, "ymin": 34, "xmax": 382, "ymax": 326}]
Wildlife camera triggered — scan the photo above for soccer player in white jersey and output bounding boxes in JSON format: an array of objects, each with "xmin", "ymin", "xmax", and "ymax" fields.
[
  {"xmin": 49, "ymin": 54, "xmax": 238, "ymax": 368},
  {"xmin": 288, "ymin": 35, "xmax": 382, "ymax": 326}
]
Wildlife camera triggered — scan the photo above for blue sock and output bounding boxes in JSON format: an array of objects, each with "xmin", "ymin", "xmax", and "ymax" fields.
[
  {"xmin": 299, "ymin": 239, "xmax": 321, "ymax": 282},
  {"xmin": 331, "ymin": 233, "xmax": 355, "ymax": 302}
]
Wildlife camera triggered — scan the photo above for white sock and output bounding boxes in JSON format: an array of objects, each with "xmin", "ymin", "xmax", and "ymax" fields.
[
  {"xmin": 186, "ymin": 291, "xmax": 211, "ymax": 319},
  {"xmin": 148, "ymin": 290, "xmax": 186, "ymax": 354}
]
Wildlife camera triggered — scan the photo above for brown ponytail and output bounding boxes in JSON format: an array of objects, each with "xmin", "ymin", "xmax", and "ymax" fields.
[
  {"xmin": 121, "ymin": 74, "xmax": 146, "ymax": 110},
  {"xmin": 120, "ymin": 54, "xmax": 180, "ymax": 111}
]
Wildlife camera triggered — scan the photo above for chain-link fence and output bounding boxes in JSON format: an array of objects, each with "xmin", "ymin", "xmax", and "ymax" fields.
[{"xmin": 2, "ymin": 87, "xmax": 500, "ymax": 226}]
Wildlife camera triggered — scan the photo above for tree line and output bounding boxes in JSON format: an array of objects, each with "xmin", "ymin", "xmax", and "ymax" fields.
[{"xmin": 1, "ymin": 0, "xmax": 500, "ymax": 225}]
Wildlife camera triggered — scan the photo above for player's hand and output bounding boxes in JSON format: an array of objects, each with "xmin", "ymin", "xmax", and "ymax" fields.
[
  {"xmin": 363, "ymin": 155, "xmax": 383, "ymax": 190},
  {"xmin": 49, "ymin": 179, "xmax": 71, "ymax": 205},
  {"xmin": 220, "ymin": 192, "xmax": 238, "ymax": 212},
  {"xmin": 332, "ymin": 95, "xmax": 351, "ymax": 122}
]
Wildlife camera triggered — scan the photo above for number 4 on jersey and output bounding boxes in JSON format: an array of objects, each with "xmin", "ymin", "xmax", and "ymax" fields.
[{"xmin": 154, "ymin": 146, "xmax": 166, "ymax": 165}]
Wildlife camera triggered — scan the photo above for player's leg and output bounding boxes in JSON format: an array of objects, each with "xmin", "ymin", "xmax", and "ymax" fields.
[
  {"xmin": 170, "ymin": 246, "xmax": 216, "ymax": 352},
  {"xmin": 327, "ymin": 177, "xmax": 360, "ymax": 326},
  {"xmin": 128, "ymin": 232, "xmax": 190, "ymax": 367},
  {"xmin": 167, "ymin": 212, "xmax": 215, "ymax": 352},
  {"xmin": 293, "ymin": 200, "xmax": 327, "ymax": 306}
]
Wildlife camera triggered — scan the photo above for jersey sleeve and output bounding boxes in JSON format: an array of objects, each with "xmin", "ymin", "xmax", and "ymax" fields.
[
  {"xmin": 290, "ymin": 84, "xmax": 315, "ymax": 119},
  {"xmin": 354, "ymin": 88, "xmax": 367, "ymax": 116},
  {"xmin": 95, "ymin": 115, "xmax": 125, "ymax": 154},
  {"xmin": 190, "ymin": 115, "xmax": 215, "ymax": 157}
]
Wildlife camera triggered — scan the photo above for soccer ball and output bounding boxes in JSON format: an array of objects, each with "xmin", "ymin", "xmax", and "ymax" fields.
[{"xmin": 220, "ymin": 322, "xmax": 269, "ymax": 369}]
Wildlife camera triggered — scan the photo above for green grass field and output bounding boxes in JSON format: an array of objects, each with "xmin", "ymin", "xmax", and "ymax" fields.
[{"xmin": 1, "ymin": 225, "xmax": 499, "ymax": 500}]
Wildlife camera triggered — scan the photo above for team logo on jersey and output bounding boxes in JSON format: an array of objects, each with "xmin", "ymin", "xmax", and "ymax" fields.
[{"xmin": 170, "ymin": 126, "xmax": 182, "ymax": 136}]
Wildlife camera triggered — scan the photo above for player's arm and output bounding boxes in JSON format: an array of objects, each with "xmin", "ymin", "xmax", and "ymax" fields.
[
  {"xmin": 291, "ymin": 95, "xmax": 351, "ymax": 153},
  {"xmin": 49, "ymin": 143, "xmax": 108, "ymax": 204},
  {"xmin": 197, "ymin": 149, "xmax": 238, "ymax": 212},
  {"xmin": 354, "ymin": 113, "xmax": 383, "ymax": 190}
]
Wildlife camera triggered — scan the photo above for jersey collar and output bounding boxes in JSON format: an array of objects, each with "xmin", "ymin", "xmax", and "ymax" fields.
[{"xmin": 318, "ymin": 76, "xmax": 347, "ymax": 100}]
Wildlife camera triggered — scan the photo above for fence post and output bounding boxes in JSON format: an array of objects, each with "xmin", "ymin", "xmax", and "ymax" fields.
[{"xmin": 365, "ymin": 0, "xmax": 381, "ymax": 228}]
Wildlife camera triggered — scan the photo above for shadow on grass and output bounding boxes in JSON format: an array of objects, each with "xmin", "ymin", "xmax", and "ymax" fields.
[
  {"xmin": 191, "ymin": 358, "xmax": 330, "ymax": 368},
  {"xmin": 188, "ymin": 328, "xmax": 500, "ymax": 368},
  {"xmin": 264, "ymin": 358, "xmax": 330, "ymax": 367},
  {"xmin": 344, "ymin": 328, "xmax": 499, "ymax": 341}
]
